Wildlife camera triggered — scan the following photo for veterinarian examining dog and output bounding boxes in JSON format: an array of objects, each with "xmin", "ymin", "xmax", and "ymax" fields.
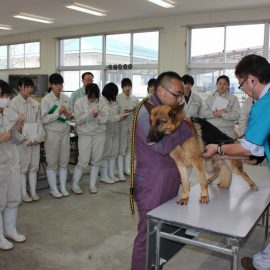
[
  {"xmin": 131, "ymin": 71, "xmax": 193, "ymax": 270},
  {"xmin": 203, "ymin": 54, "xmax": 270, "ymax": 270}
]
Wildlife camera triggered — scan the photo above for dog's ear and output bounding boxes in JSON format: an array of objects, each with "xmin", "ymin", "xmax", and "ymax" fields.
[
  {"xmin": 144, "ymin": 101, "xmax": 156, "ymax": 113},
  {"xmin": 169, "ymin": 103, "xmax": 185, "ymax": 118}
]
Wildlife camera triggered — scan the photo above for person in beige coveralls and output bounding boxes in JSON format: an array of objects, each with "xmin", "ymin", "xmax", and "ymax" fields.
[
  {"xmin": 41, "ymin": 73, "xmax": 73, "ymax": 198},
  {"xmin": 8, "ymin": 77, "xmax": 45, "ymax": 203},
  {"xmin": 0, "ymin": 80, "xmax": 26, "ymax": 250},
  {"xmin": 116, "ymin": 78, "xmax": 139, "ymax": 181},
  {"xmin": 72, "ymin": 83, "xmax": 108, "ymax": 194}
]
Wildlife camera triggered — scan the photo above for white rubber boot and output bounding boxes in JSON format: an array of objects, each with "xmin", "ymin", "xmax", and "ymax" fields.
[
  {"xmin": 71, "ymin": 167, "xmax": 83, "ymax": 195},
  {"xmin": 29, "ymin": 172, "xmax": 40, "ymax": 202},
  {"xmin": 117, "ymin": 155, "xmax": 126, "ymax": 181},
  {"xmin": 21, "ymin": 174, "xmax": 32, "ymax": 203},
  {"xmin": 100, "ymin": 160, "xmax": 114, "ymax": 184},
  {"xmin": 124, "ymin": 152, "xmax": 131, "ymax": 176},
  {"xmin": 89, "ymin": 166, "xmax": 99, "ymax": 194},
  {"xmin": 0, "ymin": 215, "xmax": 13, "ymax": 250},
  {"xmin": 3, "ymin": 207, "xmax": 26, "ymax": 243},
  {"xmin": 59, "ymin": 167, "xmax": 70, "ymax": 197},
  {"xmin": 108, "ymin": 159, "xmax": 119, "ymax": 182},
  {"xmin": 46, "ymin": 169, "xmax": 62, "ymax": 198}
]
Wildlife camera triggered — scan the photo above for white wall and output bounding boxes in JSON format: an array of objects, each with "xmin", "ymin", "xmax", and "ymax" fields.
[{"xmin": 0, "ymin": 6, "xmax": 270, "ymax": 80}]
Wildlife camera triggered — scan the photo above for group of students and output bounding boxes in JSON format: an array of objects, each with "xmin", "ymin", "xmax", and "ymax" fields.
[
  {"xmin": 0, "ymin": 72, "xmax": 139, "ymax": 250},
  {"xmin": 179, "ymin": 73, "xmax": 252, "ymax": 139}
]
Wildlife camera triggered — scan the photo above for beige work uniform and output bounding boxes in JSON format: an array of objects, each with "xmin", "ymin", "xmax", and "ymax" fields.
[
  {"xmin": 116, "ymin": 93, "xmax": 139, "ymax": 155},
  {"xmin": 8, "ymin": 94, "xmax": 45, "ymax": 174},
  {"xmin": 184, "ymin": 91, "xmax": 203, "ymax": 118},
  {"xmin": 101, "ymin": 97, "xmax": 120, "ymax": 160},
  {"xmin": 74, "ymin": 97, "xmax": 108, "ymax": 169},
  {"xmin": 41, "ymin": 92, "xmax": 70, "ymax": 170},
  {"xmin": 201, "ymin": 91, "xmax": 240, "ymax": 138},
  {"xmin": 0, "ymin": 111, "xmax": 21, "ymax": 212}
]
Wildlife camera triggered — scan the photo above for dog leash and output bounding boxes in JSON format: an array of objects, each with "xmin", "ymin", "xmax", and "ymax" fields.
[{"xmin": 130, "ymin": 97, "xmax": 149, "ymax": 215}]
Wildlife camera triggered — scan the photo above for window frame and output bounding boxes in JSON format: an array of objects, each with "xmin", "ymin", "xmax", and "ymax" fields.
[
  {"xmin": 0, "ymin": 41, "xmax": 40, "ymax": 70},
  {"xmin": 57, "ymin": 29, "xmax": 159, "ymax": 98},
  {"xmin": 187, "ymin": 22, "xmax": 270, "ymax": 102}
]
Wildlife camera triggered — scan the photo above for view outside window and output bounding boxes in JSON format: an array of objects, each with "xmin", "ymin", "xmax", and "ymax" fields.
[
  {"xmin": 133, "ymin": 32, "xmax": 159, "ymax": 64},
  {"xmin": 0, "ymin": 42, "xmax": 40, "ymax": 70},
  {"xmin": 62, "ymin": 38, "xmax": 80, "ymax": 66},
  {"xmin": 0, "ymin": 46, "xmax": 7, "ymax": 69},
  {"xmin": 106, "ymin": 33, "xmax": 131, "ymax": 65},
  {"xmin": 59, "ymin": 31, "xmax": 158, "ymax": 98},
  {"xmin": 189, "ymin": 23, "xmax": 269, "ymax": 104},
  {"xmin": 226, "ymin": 24, "xmax": 264, "ymax": 63},
  {"xmin": 9, "ymin": 44, "xmax": 24, "ymax": 69},
  {"xmin": 191, "ymin": 27, "xmax": 224, "ymax": 63},
  {"xmin": 25, "ymin": 42, "xmax": 40, "ymax": 68},
  {"xmin": 81, "ymin": 36, "xmax": 103, "ymax": 66}
]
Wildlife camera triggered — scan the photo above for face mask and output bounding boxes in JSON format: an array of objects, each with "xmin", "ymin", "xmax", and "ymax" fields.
[{"xmin": 0, "ymin": 98, "xmax": 10, "ymax": 108}]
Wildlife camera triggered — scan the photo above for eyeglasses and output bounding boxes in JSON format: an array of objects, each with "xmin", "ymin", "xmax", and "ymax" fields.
[
  {"xmin": 161, "ymin": 84, "xmax": 183, "ymax": 98},
  {"xmin": 238, "ymin": 77, "xmax": 248, "ymax": 91}
]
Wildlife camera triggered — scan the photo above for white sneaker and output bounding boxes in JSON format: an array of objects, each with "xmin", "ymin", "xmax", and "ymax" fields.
[
  {"xmin": 71, "ymin": 185, "xmax": 83, "ymax": 195},
  {"xmin": 31, "ymin": 194, "xmax": 40, "ymax": 202},
  {"xmin": 61, "ymin": 190, "xmax": 70, "ymax": 197},
  {"xmin": 0, "ymin": 237, "xmax": 14, "ymax": 250},
  {"xmin": 100, "ymin": 178, "xmax": 115, "ymax": 184},
  {"xmin": 50, "ymin": 190, "xmax": 63, "ymax": 198},
  {"xmin": 22, "ymin": 195, "xmax": 33, "ymax": 203},
  {"xmin": 89, "ymin": 186, "xmax": 98, "ymax": 194}
]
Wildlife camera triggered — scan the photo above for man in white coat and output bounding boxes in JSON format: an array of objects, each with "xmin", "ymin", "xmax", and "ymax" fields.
[
  {"xmin": 0, "ymin": 80, "xmax": 26, "ymax": 250},
  {"xmin": 41, "ymin": 73, "xmax": 73, "ymax": 198},
  {"xmin": 8, "ymin": 77, "xmax": 45, "ymax": 202},
  {"xmin": 181, "ymin": 74, "xmax": 203, "ymax": 118},
  {"xmin": 116, "ymin": 78, "xmax": 139, "ymax": 181}
]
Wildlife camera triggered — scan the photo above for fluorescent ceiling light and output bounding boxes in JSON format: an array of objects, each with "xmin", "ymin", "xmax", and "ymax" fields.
[
  {"xmin": 66, "ymin": 2, "xmax": 106, "ymax": 16},
  {"xmin": 147, "ymin": 0, "xmax": 175, "ymax": 8},
  {"xmin": 14, "ymin": 13, "xmax": 54, "ymax": 24},
  {"xmin": 0, "ymin": 24, "xmax": 12, "ymax": 30}
]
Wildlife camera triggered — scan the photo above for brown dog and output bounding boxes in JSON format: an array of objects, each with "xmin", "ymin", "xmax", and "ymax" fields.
[{"xmin": 144, "ymin": 101, "xmax": 258, "ymax": 205}]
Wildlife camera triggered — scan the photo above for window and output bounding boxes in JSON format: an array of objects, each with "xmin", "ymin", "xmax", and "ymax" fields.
[
  {"xmin": 106, "ymin": 33, "xmax": 131, "ymax": 65},
  {"xmin": 0, "ymin": 46, "xmax": 7, "ymax": 69},
  {"xmin": 62, "ymin": 70, "xmax": 102, "ymax": 97},
  {"xmin": 188, "ymin": 23, "xmax": 268, "ymax": 103},
  {"xmin": 8, "ymin": 42, "xmax": 40, "ymax": 69},
  {"xmin": 59, "ymin": 31, "xmax": 159, "ymax": 98}
]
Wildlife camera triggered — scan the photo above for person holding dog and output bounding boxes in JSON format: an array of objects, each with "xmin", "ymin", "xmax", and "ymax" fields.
[
  {"xmin": 203, "ymin": 54, "xmax": 270, "ymax": 270},
  {"xmin": 131, "ymin": 71, "xmax": 193, "ymax": 270}
]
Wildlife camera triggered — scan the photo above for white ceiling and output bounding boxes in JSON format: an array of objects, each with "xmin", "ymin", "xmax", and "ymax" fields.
[{"xmin": 1, "ymin": 0, "xmax": 270, "ymax": 37}]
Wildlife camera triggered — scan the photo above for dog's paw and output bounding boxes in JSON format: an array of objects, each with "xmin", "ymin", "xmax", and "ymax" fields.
[
  {"xmin": 199, "ymin": 196, "xmax": 209, "ymax": 204},
  {"xmin": 176, "ymin": 198, "xmax": 189, "ymax": 205},
  {"xmin": 250, "ymin": 184, "xmax": 258, "ymax": 191}
]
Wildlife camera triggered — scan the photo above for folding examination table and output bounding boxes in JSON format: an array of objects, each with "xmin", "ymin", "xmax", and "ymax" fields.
[{"xmin": 147, "ymin": 165, "xmax": 270, "ymax": 270}]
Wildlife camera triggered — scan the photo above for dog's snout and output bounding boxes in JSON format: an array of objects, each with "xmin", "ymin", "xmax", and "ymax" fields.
[
  {"xmin": 147, "ymin": 131, "xmax": 164, "ymax": 144},
  {"xmin": 147, "ymin": 133, "xmax": 157, "ymax": 143}
]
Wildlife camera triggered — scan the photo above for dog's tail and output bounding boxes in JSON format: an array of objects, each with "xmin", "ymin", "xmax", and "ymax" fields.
[{"xmin": 190, "ymin": 117, "xmax": 235, "ymax": 146}]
